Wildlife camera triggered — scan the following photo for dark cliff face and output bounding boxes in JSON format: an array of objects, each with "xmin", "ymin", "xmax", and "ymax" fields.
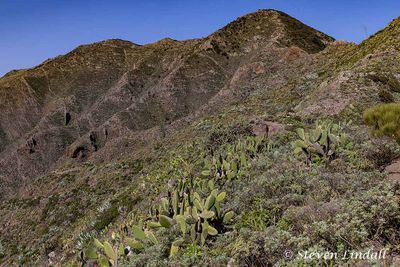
[{"xmin": 0, "ymin": 10, "xmax": 333, "ymax": 198}]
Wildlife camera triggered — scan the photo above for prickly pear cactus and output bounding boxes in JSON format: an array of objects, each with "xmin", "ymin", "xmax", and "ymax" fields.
[
  {"xmin": 81, "ymin": 223, "xmax": 158, "ymax": 266},
  {"xmin": 151, "ymin": 176, "xmax": 235, "ymax": 257},
  {"xmin": 201, "ymin": 136, "xmax": 269, "ymax": 182},
  {"xmin": 292, "ymin": 121, "xmax": 347, "ymax": 165}
]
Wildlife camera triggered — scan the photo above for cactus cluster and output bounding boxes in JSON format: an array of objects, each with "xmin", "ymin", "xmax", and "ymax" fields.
[
  {"xmin": 78, "ymin": 136, "xmax": 267, "ymax": 264},
  {"xmin": 292, "ymin": 121, "xmax": 346, "ymax": 165},
  {"xmin": 81, "ymin": 223, "xmax": 158, "ymax": 267},
  {"xmin": 202, "ymin": 136, "xmax": 269, "ymax": 181},
  {"xmin": 149, "ymin": 176, "xmax": 234, "ymax": 256},
  {"xmin": 82, "ymin": 176, "xmax": 235, "ymax": 264}
]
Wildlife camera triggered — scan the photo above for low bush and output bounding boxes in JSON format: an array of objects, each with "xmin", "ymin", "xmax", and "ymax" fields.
[
  {"xmin": 364, "ymin": 103, "xmax": 400, "ymax": 143},
  {"xmin": 378, "ymin": 89, "xmax": 394, "ymax": 103},
  {"xmin": 367, "ymin": 73, "xmax": 400, "ymax": 92},
  {"xmin": 206, "ymin": 123, "xmax": 254, "ymax": 153}
]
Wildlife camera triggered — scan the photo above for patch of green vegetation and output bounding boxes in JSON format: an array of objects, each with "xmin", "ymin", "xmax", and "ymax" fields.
[
  {"xmin": 239, "ymin": 208, "xmax": 273, "ymax": 231},
  {"xmin": 93, "ymin": 206, "xmax": 120, "ymax": 232},
  {"xmin": 364, "ymin": 103, "xmax": 400, "ymax": 143},
  {"xmin": 183, "ymin": 243, "xmax": 203, "ymax": 257}
]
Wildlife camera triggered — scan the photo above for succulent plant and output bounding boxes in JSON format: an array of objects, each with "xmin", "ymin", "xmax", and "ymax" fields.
[
  {"xmin": 81, "ymin": 223, "xmax": 158, "ymax": 266},
  {"xmin": 151, "ymin": 183, "xmax": 234, "ymax": 257},
  {"xmin": 81, "ymin": 136, "xmax": 257, "ymax": 263},
  {"xmin": 201, "ymin": 136, "xmax": 269, "ymax": 182},
  {"xmin": 81, "ymin": 238, "xmax": 120, "ymax": 267},
  {"xmin": 292, "ymin": 121, "xmax": 346, "ymax": 165}
]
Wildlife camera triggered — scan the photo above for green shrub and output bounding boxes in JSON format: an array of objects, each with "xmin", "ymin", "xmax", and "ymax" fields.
[
  {"xmin": 364, "ymin": 103, "xmax": 400, "ymax": 143},
  {"xmin": 184, "ymin": 244, "xmax": 203, "ymax": 257},
  {"xmin": 93, "ymin": 206, "xmax": 119, "ymax": 232},
  {"xmin": 239, "ymin": 209, "xmax": 272, "ymax": 231}
]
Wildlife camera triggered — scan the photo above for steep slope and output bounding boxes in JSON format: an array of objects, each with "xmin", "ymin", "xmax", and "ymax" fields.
[{"xmin": 294, "ymin": 17, "xmax": 400, "ymax": 118}]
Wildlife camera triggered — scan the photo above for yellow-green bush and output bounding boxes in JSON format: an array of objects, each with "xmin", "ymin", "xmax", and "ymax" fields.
[{"xmin": 364, "ymin": 103, "xmax": 400, "ymax": 143}]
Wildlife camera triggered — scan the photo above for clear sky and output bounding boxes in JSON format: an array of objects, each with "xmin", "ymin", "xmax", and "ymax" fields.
[{"xmin": 1, "ymin": 0, "xmax": 399, "ymax": 77}]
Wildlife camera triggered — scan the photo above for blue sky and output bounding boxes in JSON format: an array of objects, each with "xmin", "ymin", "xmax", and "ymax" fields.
[{"xmin": 1, "ymin": 0, "xmax": 399, "ymax": 77}]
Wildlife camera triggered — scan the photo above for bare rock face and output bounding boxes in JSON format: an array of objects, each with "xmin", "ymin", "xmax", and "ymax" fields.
[
  {"xmin": 0, "ymin": 10, "xmax": 334, "ymax": 198},
  {"xmin": 385, "ymin": 159, "xmax": 400, "ymax": 183},
  {"xmin": 250, "ymin": 118, "xmax": 286, "ymax": 138}
]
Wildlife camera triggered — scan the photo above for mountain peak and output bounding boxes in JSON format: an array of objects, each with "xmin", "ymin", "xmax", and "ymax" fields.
[
  {"xmin": 145, "ymin": 37, "xmax": 180, "ymax": 47},
  {"xmin": 247, "ymin": 8, "xmax": 289, "ymax": 16},
  {"xmin": 209, "ymin": 9, "xmax": 334, "ymax": 54}
]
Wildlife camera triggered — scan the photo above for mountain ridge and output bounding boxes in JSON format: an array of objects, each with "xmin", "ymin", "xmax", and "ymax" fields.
[
  {"xmin": 0, "ymin": 9, "xmax": 334, "ymax": 199},
  {"xmin": 1, "ymin": 9, "xmax": 333, "ymax": 80}
]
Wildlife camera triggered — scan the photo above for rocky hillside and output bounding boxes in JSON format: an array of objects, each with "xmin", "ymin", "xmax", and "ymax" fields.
[
  {"xmin": 0, "ymin": 10, "xmax": 399, "ymax": 266},
  {"xmin": 0, "ymin": 9, "xmax": 333, "ymax": 199}
]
